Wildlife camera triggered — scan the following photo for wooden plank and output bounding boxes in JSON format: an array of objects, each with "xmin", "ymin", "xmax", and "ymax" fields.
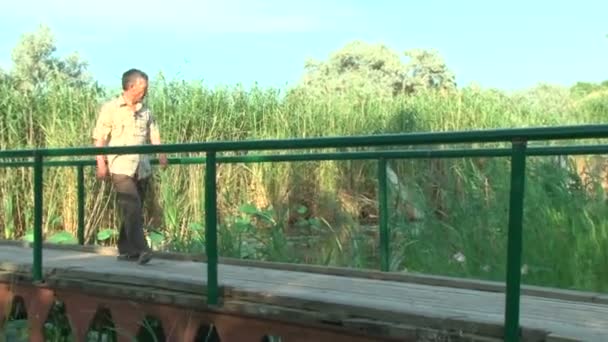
[
  {"xmin": 1, "ymin": 240, "xmax": 605, "ymax": 305},
  {"xmin": 0, "ymin": 245, "xmax": 606, "ymax": 341},
  {"xmin": 546, "ymin": 333, "xmax": 583, "ymax": 342}
]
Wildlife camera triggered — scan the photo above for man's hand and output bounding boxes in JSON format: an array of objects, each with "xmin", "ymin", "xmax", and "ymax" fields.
[
  {"xmin": 159, "ymin": 153, "xmax": 168, "ymax": 170},
  {"xmin": 96, "ymin": 161, "xmax": 108, "ymax": 180},
  {"xmin": 94, "ymin": 138, "xmax": 109, "ymax": 180},
  {"xmin": 150, "ymin": 129, "xmax": 167, "ymax": 170}
]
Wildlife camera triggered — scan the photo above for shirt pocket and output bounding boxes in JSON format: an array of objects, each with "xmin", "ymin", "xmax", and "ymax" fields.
[{"xmin": 111, "ymin": 122, "xmax": 125, "ymax": 139}]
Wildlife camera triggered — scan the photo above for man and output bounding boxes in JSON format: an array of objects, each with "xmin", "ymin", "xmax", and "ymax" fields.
[{"xmin": 92, "ymin": 68, "xmax": 167, "ymax": 264}]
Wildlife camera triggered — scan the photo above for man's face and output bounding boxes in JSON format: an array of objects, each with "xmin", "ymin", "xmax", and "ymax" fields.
[{"xmin": 127, "ymin": 78, "xmax": 148, "ymax": 103}]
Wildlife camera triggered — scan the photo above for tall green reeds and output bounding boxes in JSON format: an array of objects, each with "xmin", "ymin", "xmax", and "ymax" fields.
[{"xmin": 0, "ymin": 76, "xmax": 607, "ymax": 292}]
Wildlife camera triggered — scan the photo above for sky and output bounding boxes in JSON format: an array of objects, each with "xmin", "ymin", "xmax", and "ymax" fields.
[{"xmin": 0, "ymin": 0, "xmax": 606, "ymax": 91}]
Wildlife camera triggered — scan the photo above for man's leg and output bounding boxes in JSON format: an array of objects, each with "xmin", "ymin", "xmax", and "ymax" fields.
[
  {"xmin": 135, "ymin": 176, "xmax": 152, "ymax": 264},
  {"xmin": 116, "ymin": 221, "xmax": 129, "ymax": 256},
  {"xmin": 111, "ymin": 174, "xmax": 150, "ymax": 262},
  {"xmin": 112, "ymin": 174, "xmax": 136, "ymax": 257},
  {"xmin": 136, "ymin": 177, "xmax": 148, "ymax": 217}
]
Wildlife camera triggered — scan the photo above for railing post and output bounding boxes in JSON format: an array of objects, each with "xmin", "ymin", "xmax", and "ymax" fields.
[
  {"xmin": 377, "ymin": 158, "xmax": 390, "ymax": 272},
  {"xmin": 205, "ymin": 151, "xmax": 219, "ymax": 305},
  {"xmin": 77, "ymin": 165, "xmax": 85, "ymax": 245},
  {"xmin": 504, "ymin": 139, "xmax": 527, "ymax": 342},
  {"xmin": 33, "ymin": 152, "xmax": 44, "ymax": 282}
]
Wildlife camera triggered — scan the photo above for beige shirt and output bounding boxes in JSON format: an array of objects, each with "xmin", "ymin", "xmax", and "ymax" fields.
[{"xmin": 92, "ymin": 96, "xmax": 159, "ymax": 179}]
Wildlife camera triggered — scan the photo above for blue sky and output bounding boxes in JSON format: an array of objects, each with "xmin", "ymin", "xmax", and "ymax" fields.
[{"xmin": 0, "ymin": 0, "xmax": 606, "ymax": 90}]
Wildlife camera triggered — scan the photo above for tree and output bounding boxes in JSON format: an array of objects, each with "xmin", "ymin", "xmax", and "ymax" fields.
[
  {"xmin": 401, "ymin": 48, "xmax": 456, "ymax": 94},
  {"xmin": 295, "ymin": 40, "xmax": 456, "ymax": 98},
  {"xmin": 570, "ymin": 81, "xmax": 608, "ymax": 98},
  {"xmin": 9, "ymin": 24, "xmax": 91, "ymax": 91}
]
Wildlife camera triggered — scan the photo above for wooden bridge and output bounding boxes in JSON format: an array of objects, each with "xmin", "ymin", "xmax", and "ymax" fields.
[
  {"xmin": 0, "ymin": 241, "xmax": 606, "ymax": 341},
  {"xmin": 2, "ymin": 125, "xmax": 608, "ymax": 341}
]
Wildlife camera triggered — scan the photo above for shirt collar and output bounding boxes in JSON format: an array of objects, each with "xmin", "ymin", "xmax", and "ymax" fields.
[{"xmin": 118, "ymin": 95, "xmax": 143, "ymax": 112}]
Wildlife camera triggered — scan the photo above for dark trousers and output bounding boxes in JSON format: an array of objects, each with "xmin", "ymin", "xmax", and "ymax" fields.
[{"xmin": 111, "ymin": 174, "xmax": 150, "ymax": 255}]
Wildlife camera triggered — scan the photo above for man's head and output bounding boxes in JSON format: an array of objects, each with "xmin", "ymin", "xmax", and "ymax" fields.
[{"xmin": 122, "ymin": 68, "xmax": 148, "ymax": 104}]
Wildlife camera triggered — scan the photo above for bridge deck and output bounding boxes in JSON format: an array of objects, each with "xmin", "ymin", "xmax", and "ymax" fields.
[{"xmin": 0, "ymin": 243, "xmax": 606, "ymax": 341}]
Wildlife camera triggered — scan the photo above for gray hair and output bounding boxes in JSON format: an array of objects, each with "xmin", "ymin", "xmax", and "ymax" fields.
[{"xmin": 122, "ymin": 68, "xmax": 148, "ymax": 90}]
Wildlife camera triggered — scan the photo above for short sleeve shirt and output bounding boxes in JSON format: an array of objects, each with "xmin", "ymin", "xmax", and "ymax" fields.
[{"xmin": 92, "ymin": 96, "xmax": 159, "ymax": 179}]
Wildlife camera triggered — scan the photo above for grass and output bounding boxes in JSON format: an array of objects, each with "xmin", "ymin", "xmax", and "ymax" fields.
[{"xmin": 0, "ymin": 76, "xmax": 608, "ymax": 300}]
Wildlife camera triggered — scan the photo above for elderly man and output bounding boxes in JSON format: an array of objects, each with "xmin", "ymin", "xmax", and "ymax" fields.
[{"xmin": 92, "ymin": 68, "xmax": 167, "ymax": 264}]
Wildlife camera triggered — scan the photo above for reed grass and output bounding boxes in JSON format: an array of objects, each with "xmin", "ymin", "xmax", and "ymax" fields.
[{"xmin": 0, "ymin": 76, "xmax": 607, "ymax": 295}]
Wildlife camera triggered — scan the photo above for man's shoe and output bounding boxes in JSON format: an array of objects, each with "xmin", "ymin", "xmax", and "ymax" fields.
[
  {"xmin": 117, "ymin": 253, "xmax": 139, "ymax": 261},
  {"xmin": 138, "ymin": 251, "xmax": 152, "ymax": 265}
]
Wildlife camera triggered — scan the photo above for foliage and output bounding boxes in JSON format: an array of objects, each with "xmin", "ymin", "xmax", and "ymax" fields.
[
  {"xmin": 296, "ymin": 40, "xmax": 456, "ymax": 98},
  {"xmin": 1, "ymin": 25, "xmax": 608, "ymax": 298},
  {"xmin": 7, "ymin": 24, "xmax": 92, "ymax": 92}
]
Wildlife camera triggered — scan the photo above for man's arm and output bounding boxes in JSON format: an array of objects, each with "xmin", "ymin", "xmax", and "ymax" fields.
[
  {"xmin": 94, "ymin": 136, "xmax": 108, "ymax": 169},
  {"xmin": 92, "ymin": 105, "xmax": 112, "ymax": 179},
  {"xmin": 149, "ymin": 114, "xmax": 167, "ymax": 168},
  {"xmin": 150, "ymin": 127, "xmax": 161, "ymax": 145}
]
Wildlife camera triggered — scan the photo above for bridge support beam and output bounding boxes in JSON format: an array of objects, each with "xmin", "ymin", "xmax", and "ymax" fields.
[{"xmin": 0, "ymin": 281, "xmax": 392, "ymax": 342}]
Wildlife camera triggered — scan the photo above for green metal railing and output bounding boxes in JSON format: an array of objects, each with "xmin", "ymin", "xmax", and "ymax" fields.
[{"xmin": 2, "ymin": 124, "xmax": 608, "ymax": 341}]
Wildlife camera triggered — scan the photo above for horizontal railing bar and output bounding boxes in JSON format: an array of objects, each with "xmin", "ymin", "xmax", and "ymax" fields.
[
  {"xmin": 0, "ymin": 160, "xmax": 95, "ymax": 168},
  {"xmin": 223, "ymin": 148, "xmax": 511, "ymax": 162},
  {"xmin": 527, "ymin": 144, "xmax": 608, "ymax": 156},
  {"xmin": 8, "ymin": 160, "xmax": 95, "ymax": 167},
  {"xmin": 2, "ymin": 144, "xmax": 608, "ymax": 169},
  {"xmin": 1, "ymin": 124, "xmax": 608, "ymax": 159},
  {"xmin": 0, "ymin": 148, "xmax": 515, "ymax": 168}
]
